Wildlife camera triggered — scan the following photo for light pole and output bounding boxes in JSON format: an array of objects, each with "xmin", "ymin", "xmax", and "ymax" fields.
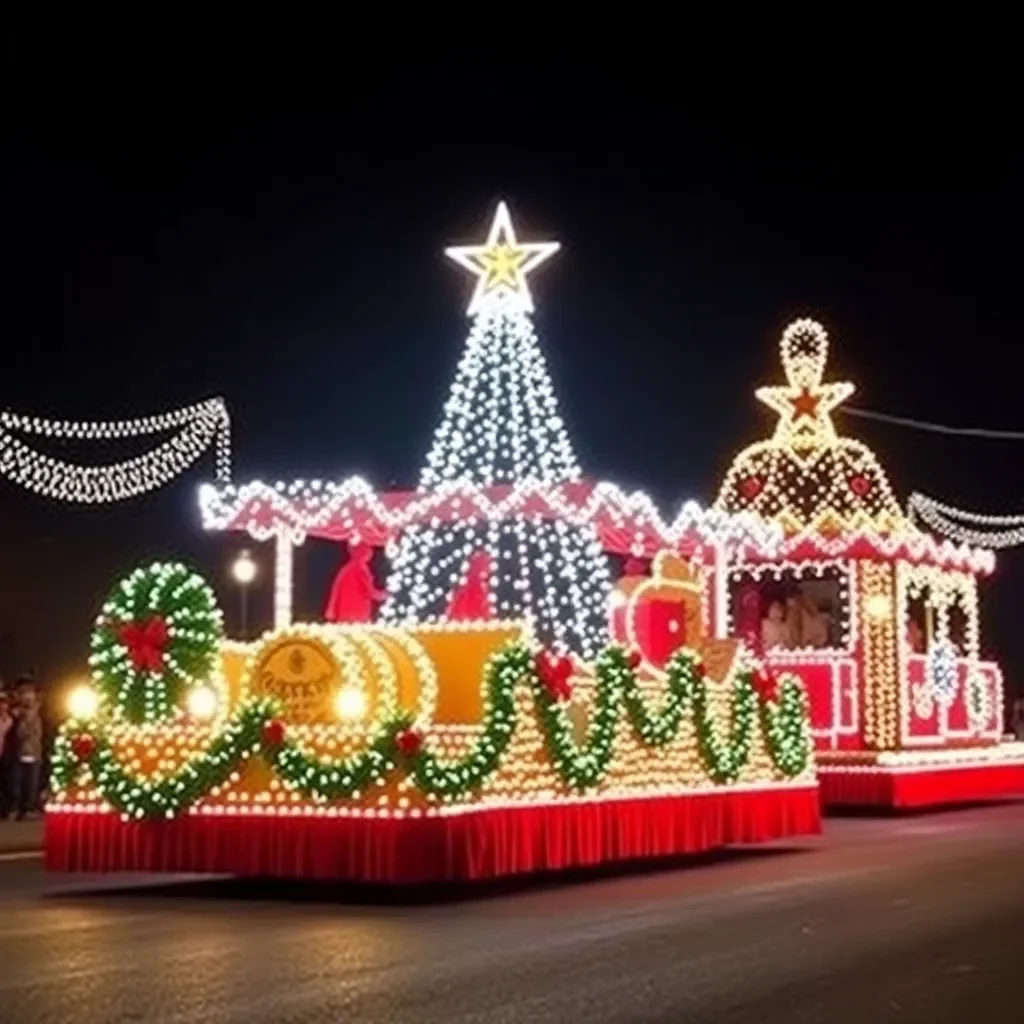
[{"xmin": 232, "ymin": 549, "xmax": 257, "ymax": 640}]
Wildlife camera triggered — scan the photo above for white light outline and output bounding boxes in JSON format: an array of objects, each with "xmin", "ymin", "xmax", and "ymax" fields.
[{"xmin": 444, "ymin": 201, "xmax": 560, "ymax": 316}]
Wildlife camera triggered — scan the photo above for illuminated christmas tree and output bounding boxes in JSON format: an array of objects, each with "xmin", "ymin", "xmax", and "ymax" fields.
[{"xmin": 381, "ymin": 202, "xmax": 611, "ymax": 657}]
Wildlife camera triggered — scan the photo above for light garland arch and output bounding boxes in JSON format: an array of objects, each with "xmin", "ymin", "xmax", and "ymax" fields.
[
  {"xmin": 0, "ymin": 397, "xmax": 231, "ymax": 503},
  {"xmin": 908, "ymin": 493, "xmax": 1024, "ymax": 550}
]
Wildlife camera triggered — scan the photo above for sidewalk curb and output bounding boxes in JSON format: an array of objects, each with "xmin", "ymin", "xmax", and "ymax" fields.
[{"xmin": 0, "ymin": 849, "xmax": 42, "ymax": 861}]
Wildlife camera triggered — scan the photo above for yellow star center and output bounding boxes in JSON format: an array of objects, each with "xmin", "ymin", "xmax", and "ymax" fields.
[{"xmin": 479, "ymin": 244, "xmax": 528, "ymax": 291}]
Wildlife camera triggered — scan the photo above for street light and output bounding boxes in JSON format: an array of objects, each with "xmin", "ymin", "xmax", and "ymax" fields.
[{"xmin": 232, "ymin": 549, "xmax": 257, "ymax": 640}]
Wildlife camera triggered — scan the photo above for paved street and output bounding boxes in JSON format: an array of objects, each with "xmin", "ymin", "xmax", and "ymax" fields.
[{"xmin": 0, "ymin": 804, "xmax": 1021, "ymax": 1023}]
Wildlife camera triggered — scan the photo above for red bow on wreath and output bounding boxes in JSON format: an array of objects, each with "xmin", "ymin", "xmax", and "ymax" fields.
[
  {"xmin": 117, "ymin": 616, "xmax": 169, "ymax": 673},
  {"xmin": 534, "ymin": 650, "xmax": 574, "ymax": 702}
]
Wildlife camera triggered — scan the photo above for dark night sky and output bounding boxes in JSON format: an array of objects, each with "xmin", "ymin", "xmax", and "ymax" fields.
[{"xmin": 1, "ymin": 109, "xmax": 1021, "ymax": 692}]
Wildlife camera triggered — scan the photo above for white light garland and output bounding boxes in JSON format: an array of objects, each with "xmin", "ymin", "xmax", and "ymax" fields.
[
  {"xmin": 199, "ymin": 475, "xmax": 782, "ymax": 552},
  {"xmin": 908, "ymin": 492, "xmax": 1024, "ymax": 549},
  {"xmin": 0, "ymin": 398, "xmax": 230, "ymax": 503}
]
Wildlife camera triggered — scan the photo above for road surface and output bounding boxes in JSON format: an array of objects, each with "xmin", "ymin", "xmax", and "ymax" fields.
[{"xmin": 0, "ymin": 803, "xmax": 1021, "ymax": 1022}]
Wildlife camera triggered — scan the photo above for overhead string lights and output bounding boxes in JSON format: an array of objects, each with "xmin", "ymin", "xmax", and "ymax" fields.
[
  {"xmin": 908, "ymin": 493, "xmax": 1024, "ymax": 549},
  {"xmin": 0, "ymin": 397, "xmax": 231, "ymax": 503},
  {"xmin": 380, "ymin": 202, "xmax": 612, "ymax": 659}
]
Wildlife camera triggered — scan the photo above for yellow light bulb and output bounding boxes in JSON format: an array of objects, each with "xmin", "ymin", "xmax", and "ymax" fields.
[
  {"xmin": 186, "ymin": 685, "xmax": 218, "ymax": 721},
  {"xmin": 67, "ymin": 684, "xmax": 99, "ymax": 719},
  {"xmin": 335, "ymin": 686, "xmax": 368, "ymax": 722}
]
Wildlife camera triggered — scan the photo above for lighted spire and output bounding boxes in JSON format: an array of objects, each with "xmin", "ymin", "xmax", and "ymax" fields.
[{"xmin": 755, "ymin": 318, "xmax": 855, "ymax": 455}]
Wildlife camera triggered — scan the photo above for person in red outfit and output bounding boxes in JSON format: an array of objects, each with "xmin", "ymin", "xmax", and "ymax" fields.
[
  {"xmin": 446, "ymin": 551, "xmax": 494, "ymax": 621},
  {"xmin": 324, "ymin": 542, "xmax": 387, "ymax": 623}
]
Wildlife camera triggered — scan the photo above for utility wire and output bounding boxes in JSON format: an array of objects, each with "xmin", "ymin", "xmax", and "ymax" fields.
[{"xmin": 843, "ymin": 406, "xmax": 1024, "ymax": 440}]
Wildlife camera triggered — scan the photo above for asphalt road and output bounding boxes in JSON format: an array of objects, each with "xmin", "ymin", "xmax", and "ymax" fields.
[{"xmin": 0, "ymin": 804, "xmax": 1022, "ymax": 1023}]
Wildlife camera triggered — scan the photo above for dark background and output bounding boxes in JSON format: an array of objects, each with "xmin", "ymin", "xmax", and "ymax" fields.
[{"xmin": 1, "ymin": 112, "xmax": 1021, "ymax": 701}]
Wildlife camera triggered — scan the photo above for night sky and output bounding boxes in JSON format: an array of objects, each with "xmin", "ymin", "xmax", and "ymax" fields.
[{"xmin": 2, "ymin": 113, "xmax": 1021, "ymax": 696}]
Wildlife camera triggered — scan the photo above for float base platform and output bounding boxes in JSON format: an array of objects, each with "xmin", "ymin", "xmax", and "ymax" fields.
[
  {"xmin": 45, "ymin": 786, "xmax": 820, "ymax": 884},
  {"xmin": 818, "ymin": 744, "xmax": 1024, "ymax": 810}
]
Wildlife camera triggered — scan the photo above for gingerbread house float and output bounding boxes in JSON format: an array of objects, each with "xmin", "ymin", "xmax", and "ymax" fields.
[{"xmin": 714, "ymin": 318, "xmax": 1024, "ymax": 808}]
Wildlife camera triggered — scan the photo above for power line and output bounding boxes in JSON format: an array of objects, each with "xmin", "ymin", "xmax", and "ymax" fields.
[{"xmin": 843, "ymin": 406, "xmax": 1024, "ymax": 440}]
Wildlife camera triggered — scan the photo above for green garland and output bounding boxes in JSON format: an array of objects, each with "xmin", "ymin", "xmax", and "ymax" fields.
[
  {"xmin": 759, "ymin": 676, "xmax": 812, "ymax": 777},
  {"xmin": 53, "ymin": 641, "xmax": 812, "ymax": 819},
  {"xmin": 90, "ymin": 562, "xmax": 223, "ymax": 724}
]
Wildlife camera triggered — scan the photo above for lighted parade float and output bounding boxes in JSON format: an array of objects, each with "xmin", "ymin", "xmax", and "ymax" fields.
[
  {"xmin": 715, "ymin": 318, "xmax": 1024, "ymax": 807},
  {"xmin": 43, "ymin": 202, "xmax": 1024, "ymax": 884},
  {"xmin": 44, "ymin": 204, "xmax": 820, "ymax": 883}
]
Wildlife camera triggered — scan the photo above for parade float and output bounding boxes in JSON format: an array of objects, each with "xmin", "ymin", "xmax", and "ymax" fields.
[
  {"xmin": 44, "ymin": 203, "xmax": 818, "ymax": 883},
  {"xmin": 715, "ymin": 318, "xmax": 1024, "ymax": 807}
]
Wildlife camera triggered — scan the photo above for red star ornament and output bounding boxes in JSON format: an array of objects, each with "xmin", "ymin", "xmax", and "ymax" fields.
[{"xmin": 791, "ymin": 387, "xmax": 821, "ymax": 420}]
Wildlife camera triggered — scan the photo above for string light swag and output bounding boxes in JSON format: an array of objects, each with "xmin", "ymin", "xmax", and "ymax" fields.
[
  {"xmin": 717, "ymin": 319, "xmax": 907, "ymax": 535},
  {"xmin": 0, "ymin": 397, "xmax": 231, "ymax": 503},
  {"xmin": 909, "ymin": 493, "xmax": 1024, "ymax": 550},
  {"xmin": 382, "ymin": 202, "xmax": 611, "ymax": 658}
]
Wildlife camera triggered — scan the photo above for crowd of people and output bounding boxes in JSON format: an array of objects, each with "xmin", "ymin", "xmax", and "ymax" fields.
[{"xmin": 0, "ymin": 678, "xmax": 45, "ymax": 820}]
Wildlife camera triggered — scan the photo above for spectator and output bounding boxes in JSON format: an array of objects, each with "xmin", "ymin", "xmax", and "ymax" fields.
[
  {"xmin": 13, "ymin": 679, "xmax": 43, "ymax": 819},
  {"xmin": 0, "ymin": 693, "xmax": 13, "ymax": 817}
]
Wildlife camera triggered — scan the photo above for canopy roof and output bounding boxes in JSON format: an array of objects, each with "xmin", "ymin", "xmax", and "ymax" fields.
[{"xmin": 199, "ymin": 477, "xmax": 782, "ymax": 561}]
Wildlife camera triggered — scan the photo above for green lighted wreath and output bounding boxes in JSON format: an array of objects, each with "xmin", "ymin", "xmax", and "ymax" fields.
[{"xmin": 89, "ymin": 561, "xmax": 223, "ymax": 724}]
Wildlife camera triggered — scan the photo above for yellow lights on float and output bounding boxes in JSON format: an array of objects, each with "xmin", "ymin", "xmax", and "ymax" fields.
[
  {"xmin": 66, "ymin": 683, "xmax": 99, "ymax": 719},
  {"xmin": 715, "ymin": 318, "xmax": 907, "ymax": 535},
  {"xmin": 334, "ymin": 686, "xmax": 368, "ymax": 722},
  {"xmin": 0, "ymin": 398, "xmax": 231, "ymax": 503},
  {"xmin": 859, "ymin": 561, "xmax": 898, "ymax": 749},
  {"xmin": 235, "ymin": 620, "xmax": 438, "ymax": 730},
  {"xmin": 444, "ymin": 200, "xmax": 560, "ymax": 316},
  {"xmin": 864, "ymin": 593, "xmax": 892, "ymax": 620},
  {"xmin": 755, "ymin": 318, "xmax": 853, "ymax": 453},
  {"xmin": 186, "ymin": 684, "xmax": 218, "ymax": 721},
  {"xmin": 895, "ymin": 562, "xmax": 997, "ymax": 744}
]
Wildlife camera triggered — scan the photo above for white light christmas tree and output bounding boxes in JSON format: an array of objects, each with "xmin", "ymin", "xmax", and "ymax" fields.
[{"xmin": 381, "ymin": 202, "xmax": 612, "ymax": 658}]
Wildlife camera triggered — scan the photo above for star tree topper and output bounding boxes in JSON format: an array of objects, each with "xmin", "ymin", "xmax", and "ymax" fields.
[
  {"xmin": 755, "ymin": 318, "xmax": 855, "ymax": 455},
  {"xmin": 445, "ymin": 201, "xmax": 560, "ymax": 316}
]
